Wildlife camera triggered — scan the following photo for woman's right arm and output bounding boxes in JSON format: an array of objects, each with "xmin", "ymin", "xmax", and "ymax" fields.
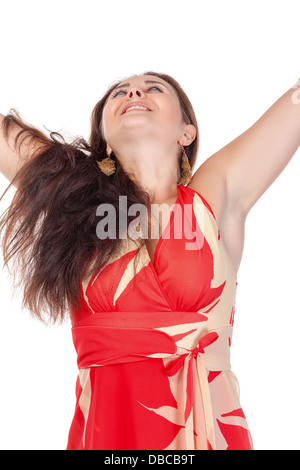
[{"xmin": 0, "ymin": 112, "xmax": 47, "ymax": 188}]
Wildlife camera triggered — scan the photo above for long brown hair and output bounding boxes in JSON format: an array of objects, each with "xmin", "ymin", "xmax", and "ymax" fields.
[{"xmin": 0, "ymin": 71, "xmax": 199, "ymax": 324}]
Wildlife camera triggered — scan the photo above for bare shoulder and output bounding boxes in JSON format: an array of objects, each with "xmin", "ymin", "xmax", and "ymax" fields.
[
  {"xmin": 187, "ymin": 153, "xmax": 246, "ymax": 274},
  {"xmin": 187, "ymin": 152, "xmax": 228, "ymax": 229}
]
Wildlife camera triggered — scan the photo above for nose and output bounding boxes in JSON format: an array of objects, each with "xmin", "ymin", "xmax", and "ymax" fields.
[{"xmin": 128, "ymin": 87, "xmax": 143, "ymax": 98}]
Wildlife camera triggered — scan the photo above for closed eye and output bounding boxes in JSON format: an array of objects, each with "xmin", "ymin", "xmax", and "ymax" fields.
[
  {"xmin": 111, "ymin": 89, "xmax": 127, "ymax": 98},
  {"xmin": 149, "ymin": 86, "xmax": 163, "ymax": 92},
  {"xmin": 110, "ymin": 84, "xmax": 164, "ymax": 99}
]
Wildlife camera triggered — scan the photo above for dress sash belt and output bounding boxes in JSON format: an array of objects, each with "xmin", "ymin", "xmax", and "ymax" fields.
[{"xmin": 71, "ymin": 311, "xmax": 233, "ymax": 450}]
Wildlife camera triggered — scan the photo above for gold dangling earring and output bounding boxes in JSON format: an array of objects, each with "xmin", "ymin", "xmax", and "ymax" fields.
[
  {"xmin": 177, "ymin": 146, "xmax": 192, "ymax": 186},
  {"xmin": 97, "ymin": 153, "xmax": 116, "ymax": 176}
]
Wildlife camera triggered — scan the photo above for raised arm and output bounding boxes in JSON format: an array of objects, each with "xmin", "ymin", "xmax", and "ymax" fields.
[
  {"xmin": 190, "ymin": 79, "xmax": 300, "ymax": 221},
  {"xmin": 0, "ymin": 112, "xmax": 48, "ymax": 188}
]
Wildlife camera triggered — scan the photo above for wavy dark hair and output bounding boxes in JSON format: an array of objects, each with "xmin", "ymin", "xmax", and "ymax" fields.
[{"xmin": 0, "ymin": 71, "xmax": 199, "ymax": 324}]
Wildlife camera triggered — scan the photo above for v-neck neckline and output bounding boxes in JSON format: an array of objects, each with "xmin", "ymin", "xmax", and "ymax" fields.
[{"xmin": 144, "ymin": 186, "xmax": 182, "ymax": 268}]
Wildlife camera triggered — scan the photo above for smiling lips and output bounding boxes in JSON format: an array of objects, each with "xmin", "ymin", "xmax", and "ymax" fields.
[
  {"xmin": 122, "ymin": 102, "xmax": 152, "ymax": 114},
  {"xmin": 126, "ymin": 106, "xmax": 149, "ymax": 113}
]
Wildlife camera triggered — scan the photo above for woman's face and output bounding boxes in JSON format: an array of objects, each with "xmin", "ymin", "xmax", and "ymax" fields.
[{"xmin": 101, "ymin": 74, "xmax": 193, "ymax": 155}]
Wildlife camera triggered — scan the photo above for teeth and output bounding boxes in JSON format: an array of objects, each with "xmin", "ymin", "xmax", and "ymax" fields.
[{"xmin": 126, "ymin": 105, "xmax": 149, "ymax": 112}]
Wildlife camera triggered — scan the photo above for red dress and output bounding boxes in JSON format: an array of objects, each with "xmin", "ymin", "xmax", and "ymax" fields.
[{"xmin": 67, "ymin": 184, "xmax": 253, "ymax": 450}]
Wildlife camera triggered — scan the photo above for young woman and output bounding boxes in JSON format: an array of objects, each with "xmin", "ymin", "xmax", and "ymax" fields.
[{"xmin": 0, "ymin": 72, "xmax": 299, "ymax": 450}]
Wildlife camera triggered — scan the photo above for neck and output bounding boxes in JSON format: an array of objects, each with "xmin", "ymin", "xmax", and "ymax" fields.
[{"xmin": 113, "ymin": 141, "xmax": 180, "ymax": 203}]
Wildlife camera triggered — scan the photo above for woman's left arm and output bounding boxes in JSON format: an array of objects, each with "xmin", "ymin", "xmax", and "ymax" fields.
[{"xmin": 196, "ymin": 79, "xmax": 300, "ymax": 219}]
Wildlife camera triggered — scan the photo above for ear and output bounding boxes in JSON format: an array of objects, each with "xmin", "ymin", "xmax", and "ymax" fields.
[{"xmin": 178, "ymin": 124, "xmax": 196, "ymax": 147}]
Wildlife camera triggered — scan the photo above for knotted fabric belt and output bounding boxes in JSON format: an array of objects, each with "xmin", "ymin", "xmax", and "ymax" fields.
[{"xmin": 71, "ymin": 311, "xmax": 233, "ymax": 450}]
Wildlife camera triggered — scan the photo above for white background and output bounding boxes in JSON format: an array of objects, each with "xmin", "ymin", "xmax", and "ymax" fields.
[{"xmin": 0, "ymin": 0, "xmax": 300, "ymax": 450}]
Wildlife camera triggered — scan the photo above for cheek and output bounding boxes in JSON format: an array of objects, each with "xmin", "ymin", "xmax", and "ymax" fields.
[
  {"xmin": 161, "ymin": 98, "xmax": 183, "ymax": 122},
  {"xmin": 160, "ymin": 103, "xmax": 184, "ymax": 135},
  {"xmin": 101, "ymin": 107, "xmax": 114, "ymax": 140}
]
